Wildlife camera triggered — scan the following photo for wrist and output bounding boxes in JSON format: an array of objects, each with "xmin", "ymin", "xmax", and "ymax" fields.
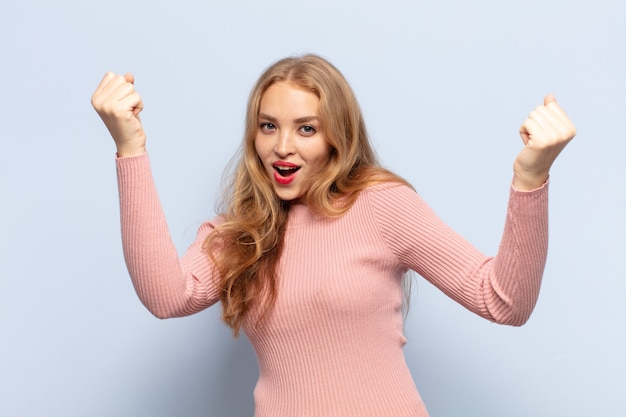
[
  {"xmin": 512, "ymin": 171, "xmax": 548, "ymax": 191},
  {"xmin": 116, "ymin": 144, "xmax": 147, "ymax": 158},
  {"xmin": 512, "ymin": 156, "xmax": 551, "ymax": 191}
]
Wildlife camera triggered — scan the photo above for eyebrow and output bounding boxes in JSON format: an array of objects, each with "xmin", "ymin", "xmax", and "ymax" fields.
[{"xmin": 258, "ymin": 113, "xmax": 320, "ymax": 124}]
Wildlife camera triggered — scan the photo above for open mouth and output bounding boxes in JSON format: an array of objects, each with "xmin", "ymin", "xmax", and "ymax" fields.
[{"xmin": 273, "ymin": 164, "xmax": 301, "ymax": 177}]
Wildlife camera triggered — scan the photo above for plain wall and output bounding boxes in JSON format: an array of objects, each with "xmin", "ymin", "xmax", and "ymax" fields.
[{"xmin": 1, "ymin": 1, "xmax": 624, "ymax": 416}]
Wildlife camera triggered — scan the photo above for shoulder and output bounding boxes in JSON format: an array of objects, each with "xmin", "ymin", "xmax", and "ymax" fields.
[
  {"xmin": 350, "ymin": 181, "xmax": 429, "ymax": 224},
  {"xmin": 359, "ymin": 181, "xmax": 419, "ymax": 203},
  {"xmin": 355, "ymin": 181, "xmax": 437, "ymax": 227},
  {"xmin": 194, "ymin": 215, "xmax": 227, "ymax": 238}
]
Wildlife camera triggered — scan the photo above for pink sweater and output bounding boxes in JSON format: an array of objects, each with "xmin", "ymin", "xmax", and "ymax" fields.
[{"xmin": 117, "ymin": 153, "xmax": 548, "ymax": 417}]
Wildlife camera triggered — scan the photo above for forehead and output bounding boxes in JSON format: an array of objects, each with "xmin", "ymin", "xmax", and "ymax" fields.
[{"xmin": 259, "ymin": 82, "xmax": 320, "ymax": 117}]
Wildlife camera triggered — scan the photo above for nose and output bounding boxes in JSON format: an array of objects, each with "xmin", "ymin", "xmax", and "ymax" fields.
[{"xmin": 274, "ymin": 130, "xmax": 295, "ymax": 157}]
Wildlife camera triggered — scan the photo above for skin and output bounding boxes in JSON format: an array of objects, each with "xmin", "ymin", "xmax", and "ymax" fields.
[
  {"xmin": 513, "ymin": 94, "xmax": 576, "ymax": 190},
  {"xmin": 91, "ymin": 72, "xmax": 576, "ymax": 194},
  {"xmin": 254, "ymin": 82, "xmax": 332, "ymax": 202},
  {"xmin": 91, "ymin": 72, "xmax": 146, "ymax": 158}
]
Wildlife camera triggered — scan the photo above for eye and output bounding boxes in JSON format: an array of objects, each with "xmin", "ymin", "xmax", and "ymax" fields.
[
  {"xmin": 259, "ymin": 122, "xmax": 276, "ymax": 133},
  {"xmin": 298, "ymin": 125, "xmax": 317, "ymax": 136}
]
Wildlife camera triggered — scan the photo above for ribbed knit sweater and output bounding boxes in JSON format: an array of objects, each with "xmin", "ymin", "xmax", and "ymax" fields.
[{"xmin": 116, "ymin": 153, "xmax": 549, "ymax": 417}]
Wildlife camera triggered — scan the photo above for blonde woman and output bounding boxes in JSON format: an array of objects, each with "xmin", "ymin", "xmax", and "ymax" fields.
[{"xmin": 92, "ymin": 54, "xmax": 575, "ymax": 417}]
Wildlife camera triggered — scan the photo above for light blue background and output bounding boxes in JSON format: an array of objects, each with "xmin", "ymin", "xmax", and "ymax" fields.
[{"xmin": 1, "ymin": 1, "xmax": 624, "ymax": 416}]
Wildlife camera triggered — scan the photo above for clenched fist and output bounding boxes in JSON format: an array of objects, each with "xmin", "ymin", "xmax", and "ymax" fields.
[
  {"xmin": 513, "ymin": 95, "xmax": 576, "ymax": 190},
  {"xmin": 92, "ymin": 72, "xmax": 146, "ymax": 157}
]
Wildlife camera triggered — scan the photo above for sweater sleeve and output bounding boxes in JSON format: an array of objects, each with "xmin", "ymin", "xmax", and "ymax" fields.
[
  {"xmin": 367, "ymin": 182, "xmax": 549, "ymax": 326},
  {"xmin": 116, "ymin": 153, "xmax": 222, "ymax": 319}
]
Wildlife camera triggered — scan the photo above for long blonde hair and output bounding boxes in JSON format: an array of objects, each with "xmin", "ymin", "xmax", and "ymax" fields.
[{"xmin": 206, "ymin": 54, "xmax": 411, "ymax": 336}]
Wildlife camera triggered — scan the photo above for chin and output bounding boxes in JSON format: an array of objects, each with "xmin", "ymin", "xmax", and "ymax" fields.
[{"xmin": 274, "ymin": 189, "xmax": 302, "ymax": 202}]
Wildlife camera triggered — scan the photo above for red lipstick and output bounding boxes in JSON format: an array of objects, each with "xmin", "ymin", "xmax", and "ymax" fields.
[{"xmin": 272, "ymin": 161, "xmax": 300, "ymax": 185}]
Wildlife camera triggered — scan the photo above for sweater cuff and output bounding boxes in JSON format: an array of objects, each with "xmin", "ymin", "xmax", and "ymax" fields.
[
  {"xmin": 115, "ymin": 151, "xmax": 149, "ymax": 160},
  {"xmin": 510, "ymin": 176, "xmax": 549, "ymax": 194},
  {"xmin": 115, "ymin": 152, "xmax": 153, "ymax": 193},
  {"xmin": 507, "ymin": 176, "xmax": 549, "ymax": 220}
]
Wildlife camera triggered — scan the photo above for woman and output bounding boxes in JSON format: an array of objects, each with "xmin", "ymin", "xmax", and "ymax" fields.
[{"xmin": 91, "ymin": 54, "xmax": 576, "ymax": 417}]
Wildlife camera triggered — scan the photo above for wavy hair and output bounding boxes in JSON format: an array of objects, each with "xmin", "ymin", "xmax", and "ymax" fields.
[{"xmin": 206, "ymin": 54, "xmax": 411, "ymax": 336}]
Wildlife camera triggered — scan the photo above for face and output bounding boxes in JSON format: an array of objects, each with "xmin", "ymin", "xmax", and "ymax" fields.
[{"xmin": 255, "ymin": 81, "xmax": 332, "ymax": 202}]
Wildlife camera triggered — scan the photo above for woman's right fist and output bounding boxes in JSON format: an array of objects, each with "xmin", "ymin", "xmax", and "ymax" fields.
[{"xmin": 91, "ymin": 72, "xmax": 146, "ymax": 157}]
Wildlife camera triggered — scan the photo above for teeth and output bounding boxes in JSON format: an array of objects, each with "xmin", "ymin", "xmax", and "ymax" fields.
[{"xmin": 274, "ymin": 165, "xmax": 300, "ymax": 177}]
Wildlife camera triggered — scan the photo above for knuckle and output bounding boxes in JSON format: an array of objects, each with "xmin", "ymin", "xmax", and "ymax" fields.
[{"xmin": 556, "ymin": 126, "xmax": 569, "ymax": 137}]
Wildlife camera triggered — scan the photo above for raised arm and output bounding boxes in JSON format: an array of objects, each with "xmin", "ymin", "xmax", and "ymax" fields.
[
  {"xmin": 370, "ymin": 95, "xmax": 576, "ymax": 326},
  {"xmin": 92, "ymin": 73, "xmax": 219, "ymax": 318}
]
